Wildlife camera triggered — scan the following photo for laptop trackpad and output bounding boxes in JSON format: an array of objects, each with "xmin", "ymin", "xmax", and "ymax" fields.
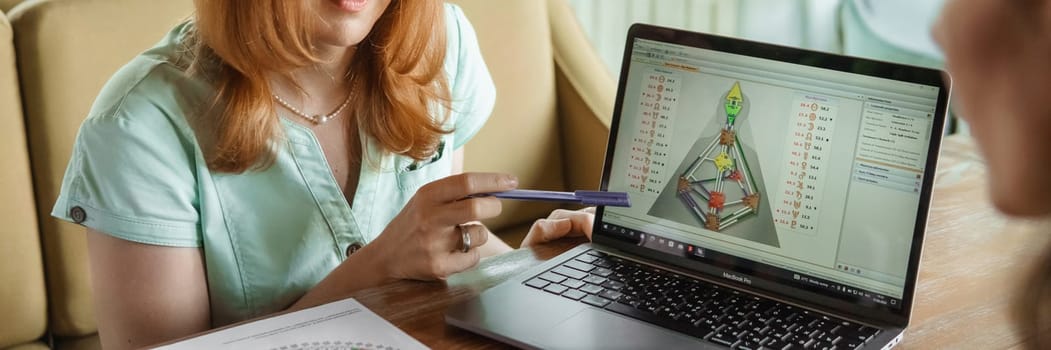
[{"xmin": 538, "ymin": 309, "xmax": 717, "ymax": 350}]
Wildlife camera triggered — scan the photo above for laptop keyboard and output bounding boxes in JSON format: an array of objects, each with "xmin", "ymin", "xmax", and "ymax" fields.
[{"xmin": 523, "ymin": 250, "xmax": 881, "ymax": 350}]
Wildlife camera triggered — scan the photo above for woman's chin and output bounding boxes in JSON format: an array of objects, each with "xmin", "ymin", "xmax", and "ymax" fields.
[
  {"xmin": 317, "ymin": 23, "xmax": 372, "ymax": 49},
  {"xmin": 990, "ymin": 186, "xmax": 1051, "ymax": 218},
  {"xmin": 318, "ymin": 37, "xmax": 365, "ymax": 50},
  {"xmin": 314, "ymin": 0, "xmax": 389, "ymax": 49}
]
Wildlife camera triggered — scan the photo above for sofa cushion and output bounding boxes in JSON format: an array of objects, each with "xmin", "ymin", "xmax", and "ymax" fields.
[
  {"xmin": 453, "ymin": 0, "xmax": 566, "ymax": 232},
  {"xmin": 0, "ymin": 9, "xmax": 47, "ymax": 349},
  {"xmin": 9, "ymin": 0, "xmax": 193, "ymax": 337},
  {"xmin": 5, "ymin": 342, "xmax": 51, "ymax": 350},
  {"xmin": 0, "ymin": 0, "xmax": 22, "ymax": 12},
  {"xmin": 548, "ymin": 0, "xmax": 615, "ymax": 192},
  {"xmin": 54, "ymin": 334, "xmax": 101, "ymax": 350}
]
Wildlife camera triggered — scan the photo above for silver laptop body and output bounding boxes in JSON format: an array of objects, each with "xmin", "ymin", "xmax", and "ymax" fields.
[{"xmin": 447, "ymin": 23, "xmax": 950, "ymax": 350}]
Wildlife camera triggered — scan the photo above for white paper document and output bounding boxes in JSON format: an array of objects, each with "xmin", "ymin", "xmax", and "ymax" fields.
[{"xmin": 156, "ymin": 298, "xmax": 427, "ymax": 350}]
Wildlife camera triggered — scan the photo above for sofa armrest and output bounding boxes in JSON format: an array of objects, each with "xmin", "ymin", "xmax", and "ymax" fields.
[{"xmin": 548, "ymin": 0, "xmax": 616, "ymax": 192}]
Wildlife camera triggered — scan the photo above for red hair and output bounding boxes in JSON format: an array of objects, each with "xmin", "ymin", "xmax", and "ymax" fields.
[{"xmin": 189, "ymin": 0, "xmax": 450, "ymax": 172}]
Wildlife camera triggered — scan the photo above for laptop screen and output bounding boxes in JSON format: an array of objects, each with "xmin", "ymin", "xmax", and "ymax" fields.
[{"xmin": 597, "ymin": 36, "xmax": 943, "ymax": 314}]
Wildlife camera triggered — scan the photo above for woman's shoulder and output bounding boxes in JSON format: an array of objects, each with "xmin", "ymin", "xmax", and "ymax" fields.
[
  {"xmin": 442, "ymin": 2, "xmax": 473, "ymax": 52},
  {"xmin": 87, "ymin": 21, "xmax": 209, "ymax": 130},
  {"xmin": 439, "ymin": 3, "xmax": 496, "ymax": 148},
  {"xmin": 443, "ymin": 2, "xmax": 468, "ymax": 24},
  {"xmin": 441, "ymin": 3, "xmax": 485, "ymax": 84}
]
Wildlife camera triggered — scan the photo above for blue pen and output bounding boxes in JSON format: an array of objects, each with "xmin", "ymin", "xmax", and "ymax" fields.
[{"xmin": 471, "ymin": 189, "xmax": 631, "ymax": 207}]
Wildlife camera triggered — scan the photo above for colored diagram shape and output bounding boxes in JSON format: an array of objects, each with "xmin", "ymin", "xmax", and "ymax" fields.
[{"xmin": 676, "ymin": 82, "xmax": 762, "ymax": 232}]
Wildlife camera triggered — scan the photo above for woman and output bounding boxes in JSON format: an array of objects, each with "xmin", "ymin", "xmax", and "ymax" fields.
[
  {"xmin": 934, "ymin": 0, "xmax": 1051, "ymax": 347},
  {"xmin": 51, "ymin": 0, "xmax": 593, "ymax": 348}
]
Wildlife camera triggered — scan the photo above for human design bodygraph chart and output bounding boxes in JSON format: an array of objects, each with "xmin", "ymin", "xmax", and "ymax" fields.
[
  {"xmin": 674, "ymin": 82, "xmax": 761, "ymax": 232},
  {"xmin": 647, "ymin": 81, "xmax": 780, "ymax": 248}
]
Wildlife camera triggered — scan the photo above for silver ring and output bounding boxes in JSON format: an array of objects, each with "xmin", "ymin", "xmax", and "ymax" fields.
[{"xmin": 459, "ymin": 225, "xmax": 472, "ymax": 253}]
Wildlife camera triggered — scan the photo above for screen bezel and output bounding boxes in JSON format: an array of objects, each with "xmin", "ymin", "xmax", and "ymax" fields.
[{"xmin": 593, "ymin": 23, "xmax": 950, "ymax": 327}]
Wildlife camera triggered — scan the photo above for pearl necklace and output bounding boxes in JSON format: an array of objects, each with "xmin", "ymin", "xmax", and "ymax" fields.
[{"xmin": 272, "ymin": 90, "xmax": 353, "ymax": 125}]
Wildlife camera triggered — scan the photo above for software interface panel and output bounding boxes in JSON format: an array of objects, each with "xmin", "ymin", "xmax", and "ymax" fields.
[{"xmin": 604, "ymin": 39, "xmax": 939, "ymax": 304}]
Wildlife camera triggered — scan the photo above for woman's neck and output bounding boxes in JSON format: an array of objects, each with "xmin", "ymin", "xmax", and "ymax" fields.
[
  {"xmin": 271, "ymin": 45, "xmax": 357, "ymax": 113},
  {"xmin": 298, "ymin": 44, "xmax": 356, "ymax": 91}
]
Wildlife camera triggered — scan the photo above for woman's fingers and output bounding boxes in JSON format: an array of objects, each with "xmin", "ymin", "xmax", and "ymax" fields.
[
  {"xmin": 545, "ymin": 209, "xmax": 595, "ymax": 238},
  {"xmin": 573, "ymin": 211, "xmax": 595, "ymax": 240},
  {"xmin": 420, "ymin": 172, "xmax": 518, "ymax": 204},
  {"xmin": 440, "ymin": 248, "xmax": 481, "ymax": 277},
  {"xmin": 530, "ymin": 218, "xmax": 572, "ymax": 244},
  {"xmin": 449, "ymin": 223, "xmax": 489, "ymax": 253},
  {"xmin": 548, "ymin": 207, "xmax": 596, "ymax": 219},
  {"xmin": 437, "ymin": 197, "xmax": 503, "ymax": 225},
  {"xmin": 522, "ymin": 208, "xmax": 598, "ymax": 247},
  {"xmin": 436, "ymin": 223, "xmax": 487, "ymax": 276},
  {"xmin": 377, "ymin": 173, "xmax": 520, "ymax": 281}
]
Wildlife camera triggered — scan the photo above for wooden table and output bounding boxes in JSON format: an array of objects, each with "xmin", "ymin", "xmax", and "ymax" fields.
[{"xmin": 346, "ymin": 135, "xmax": 1050, "ymax": 349}]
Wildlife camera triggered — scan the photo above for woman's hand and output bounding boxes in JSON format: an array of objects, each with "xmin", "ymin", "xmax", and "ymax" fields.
[
  {"xmin": 521, "ymin": 207, "xmax": 596, "ymax": 248},
  {"xmin": 369, "ymin": 172, "xmax": 517, "ymax": 281}
]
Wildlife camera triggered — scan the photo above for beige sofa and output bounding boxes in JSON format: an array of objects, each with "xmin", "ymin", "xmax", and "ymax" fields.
[
  {"xmin": 0, "ymin": 9, "xmax": 48, "ymax": 350},
  {"xmin": 0, "ymin": 0, "xmax": 20, "ymax": 12},
  {"xmin": 1, "ymin": 0, "xmax": 614, "ymax": 348}
]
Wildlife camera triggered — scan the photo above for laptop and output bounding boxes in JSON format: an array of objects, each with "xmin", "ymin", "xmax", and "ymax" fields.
[{"xmin": 446, "ymin": 23, "xmax": 949, "ymax": 350}]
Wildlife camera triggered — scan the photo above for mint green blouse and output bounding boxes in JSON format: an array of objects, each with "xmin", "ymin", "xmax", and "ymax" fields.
[{"xmin": 51, "ymin": 4, "xmax": 495, "ymax": 326}]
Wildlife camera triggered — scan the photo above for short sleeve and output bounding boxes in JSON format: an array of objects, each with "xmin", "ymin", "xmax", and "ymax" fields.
[
  {"xmin": 51, "ymin": 92, "xmax": 202, "ymax": 247},
  {"xmin": 445, "ymin": 4, "xmax": 496, "ymax": 150}
]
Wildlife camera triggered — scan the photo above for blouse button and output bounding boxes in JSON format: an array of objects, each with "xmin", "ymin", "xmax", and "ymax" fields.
[
  {"xmin": 347, "ymin": 242, "xmax": 364, "ymax": 255},
  {"xmin": 70, "ymin": 206, "xmax": 87, "ymax": 224}
]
